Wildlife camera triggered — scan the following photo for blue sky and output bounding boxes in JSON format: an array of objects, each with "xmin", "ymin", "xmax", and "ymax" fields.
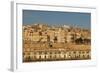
[{"xmin": 23, "ymin": 10, "xmax": 91, "ymax": 29}]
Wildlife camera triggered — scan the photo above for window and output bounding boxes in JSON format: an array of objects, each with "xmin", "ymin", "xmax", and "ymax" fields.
[
  {"xmin": 50, "ymin": 51, "xmax": 52, "ymax": 54},
  {"xmin": 87, "ymin": 51, "xmax": 89, "ymax": 53},
  {"xmin": 79, "ymin": 51, "xmax": 81, "ymax": 54},
  {"xmin": 82, "ymin": 51, "xmax": 84, "ymax": 54},
  {"xmin": 39, "ymin": 55, "xmax": 41, "ymax": 59},
  {"xmin": 73, "ymin": 51, "xmax": 76, "ymax": 54},
  {"xmin": 45, "ymin": 52, "xmax": 47, "ymax": 54},
  {"xmin": 83, "ymin": 55, "xmax": 85, "ymax": 58},
  {"xmin": 23, "ymin": 52, "xmax": 25, "ymax": 55}
]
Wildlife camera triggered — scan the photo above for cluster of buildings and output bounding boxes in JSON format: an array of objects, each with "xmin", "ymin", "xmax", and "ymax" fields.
[{"xmin": 23, "ymin": 24, "xmax": 91, "ymax": 62}]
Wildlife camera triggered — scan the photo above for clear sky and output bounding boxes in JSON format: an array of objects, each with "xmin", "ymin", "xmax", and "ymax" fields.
[{"xmin": 23, "ymin": 10, "xmax": 91, "ymax": 29}]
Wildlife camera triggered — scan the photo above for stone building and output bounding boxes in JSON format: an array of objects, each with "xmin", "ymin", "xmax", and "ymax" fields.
[
  {"xmin": 23, "ymin": 43, "xmax": 91, "ymax": 62},
  {"xmin": 23, "ymin": 24, "xmax": 91, "ymax": 62}
]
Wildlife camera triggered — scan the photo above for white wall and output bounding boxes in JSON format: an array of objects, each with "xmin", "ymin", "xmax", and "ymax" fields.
[{"xmin": 0, "ymin": 0, "xmax": 100, "ymax": 73}]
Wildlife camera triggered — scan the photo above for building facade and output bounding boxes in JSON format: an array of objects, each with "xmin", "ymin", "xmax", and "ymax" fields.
[{"xmin": 23, "ymin": 24, "xmax": 91, "ymax": 62}]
